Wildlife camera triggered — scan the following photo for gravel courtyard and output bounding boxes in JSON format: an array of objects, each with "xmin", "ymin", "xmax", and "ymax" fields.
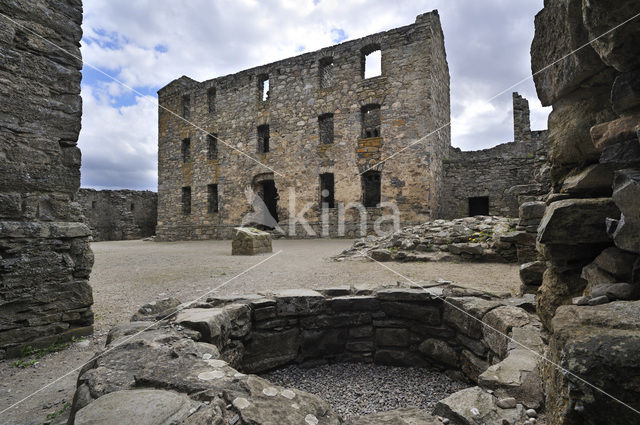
[{"xmin": 0, "ymin": 239, "xmax": 520, "ymax": 424}]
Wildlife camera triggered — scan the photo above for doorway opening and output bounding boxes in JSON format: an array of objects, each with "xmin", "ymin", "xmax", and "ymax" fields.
[
  {"xmin": 258, "ymin": 179, "xmax": 279, "ymax": 225},
  {"xmin": 362, "ymin": 170, "xmax": 381, "ymax": 207},
  {"xmin": 468, "ymin": 196, "xmax": 489, "ymax": 216}
]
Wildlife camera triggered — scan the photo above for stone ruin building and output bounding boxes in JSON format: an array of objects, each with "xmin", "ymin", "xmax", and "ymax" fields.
[
  {"xmin": 156, "ymin": 12, "xmax": 451, "ymax": 240},
  {"xmin": 78, "ymin": 189, "xmax": 157, "ymax": 241},
  {"xmin": 440, "ymin": 92, "xmax": 549, "ymax": 219},
  {"xmin": 156, "ymin": 13, "xmax": 549, "ymax": 241},
  {"xmin": 0, "ymin": 0, "xmax": 93, "ymax": 359}
]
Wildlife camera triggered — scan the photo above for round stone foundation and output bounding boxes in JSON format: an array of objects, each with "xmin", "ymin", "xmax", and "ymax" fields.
[{"xmin": 68, "ymin": 286, "xmax": 545, "ymax": 424}]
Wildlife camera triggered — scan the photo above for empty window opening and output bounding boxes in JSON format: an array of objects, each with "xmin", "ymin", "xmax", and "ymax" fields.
[
  {"xmin": 320, "ymin": 173, "xmax": 335, "ymax": 208},
  {"xmin": 207, "ymin": 134, "xmax": 218, "ymax": 160},
  {"xmin": 181, "ymin": 138, "xmax": 191, "ymax": 163},
  {"xmin": 362, "ymin": 170, "xmax": 381, "ymax": 207},
  {"xmin": 318, "ymin": 113, "xmax": 334, "ymax": 144},
  {"xmin": 361, "ymin": 104, "xmax": 381, "ymax": 138},
  {"xmin": 258, "ymin": 74, "xmax": 269, "ymax": 101},
  {"xmin": 319, "ymin": 57, "xmax": 334, "ymax": 88},
  {"xmin": 207, "ymin": 87, "xmax": 216, "ymax": 113},
  {"xmin": 469, "ymin": 196, "xmax": 489, "ymax": 216},
  {"xmin": 260, "ymin": 179, "xmax": 279, "ymax": 225},
  {"xmin": 130, "ymin": 203, "xmax": 135, "ymax": 211},
  {"xmin": 257, "ymin": 125, "xmax": 270, "ymax": 153},
  {"xmin": 208, "ymin": 184, "xmax": 219, "ymax": 213},
  {"xmin": 181, "ymin": 187, "xmax": 191, "ymax": 215},
  {"xmin": 91, "ymin": 201, "xmax": 97, "ymax": 209},
  {"xmin": 182, "ymin": 94, "xmax": 190, "ymax": 119},
  {"xmin": 361, "ymin": 45, "xmax": 381, "ymax": 79}
]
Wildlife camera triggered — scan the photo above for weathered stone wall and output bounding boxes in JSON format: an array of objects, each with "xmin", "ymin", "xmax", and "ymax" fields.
[
  {"xmin": 529, "ymin": 1, "xmax": 640, "ymax": 423},
  {"xmin": 0, "ymin": 0, "xmax": 93, "ymax": 358},
  {"xmin": 78, "ymin": 189, "xmax": 157, "ymax": 241},
  {"xmin": 439, "ymin": 93, "xmax": 549, "ymax": 219},
  {"xmin": 68, "ymin": 288, "xmax": 543, "ymax": 423},
  {"xmin": 156, "ymin": 12, "xmax": 450, "ymax": 240}
]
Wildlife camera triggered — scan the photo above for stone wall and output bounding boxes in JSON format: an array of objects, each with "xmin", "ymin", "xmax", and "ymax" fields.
[
  {"xmin": 529, "ymin": 1, "xmax": 640, "ymax": 423},
  {"xmin": 156, "ymin": 12, "xmax": 450, "ymax": 240},
  {"xmin": 78, "ymin": 189, "xmax": 157, "ymax": 241},
  {"xmin": 68, "ymin": 287, "xmax": 544, "ymax": 423},
  {"xmin": 439, "ymin": 93, "xmax": 549, "ymax": 219},
  {"xmin": 0, "ymin": 0, "xmax": 93, "ymax": 358}
]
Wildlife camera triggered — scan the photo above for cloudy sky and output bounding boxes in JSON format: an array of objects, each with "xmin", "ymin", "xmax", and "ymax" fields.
[{"xmin": 79, "ymin": 0, "xmax": 550, "ymax": 190}]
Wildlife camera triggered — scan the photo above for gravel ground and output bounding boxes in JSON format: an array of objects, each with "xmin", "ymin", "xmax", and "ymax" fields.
[
  {"xmin": 0, "ymin": 239, "xmax": 520, "ymax": 424},
  {"xmin": 262, "ymin": 363, "xmax": 470, "ymax": 418}
]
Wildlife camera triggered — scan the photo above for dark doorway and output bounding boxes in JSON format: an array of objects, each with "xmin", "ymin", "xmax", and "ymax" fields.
[
  {"xmin": 257, "ymin": 125, "xmax": 270, "ymax": 153},
  {"xmin": 362, "ymin": 170, "xmax": 381, "ymax": 207},
  {"xmin": 468, "ymin": 196, "xmax": 489, "ymax": 216},
  {"xmin": 320, "ymin": 173, "xmax": 335, "ymax": 208},
  {"xmin": 260, "ymin": 179, "xmax": 279, "ymax": 223}
]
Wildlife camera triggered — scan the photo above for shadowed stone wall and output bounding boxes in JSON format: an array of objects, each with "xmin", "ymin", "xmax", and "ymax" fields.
[
  {"xmin": 78, "ymin": 189, "xmax": 157, "ymax": 241},
  {"xmin": 0, "ymin": 0, "xmax": 93, "ymax": 358},
  {"xmin": 157, "ymin": 12, "xmax": 450, "ymax": 240}
]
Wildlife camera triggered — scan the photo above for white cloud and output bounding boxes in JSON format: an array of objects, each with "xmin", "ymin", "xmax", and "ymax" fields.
[{"xmin": 79, "ymin": 0, "xmax": 548, "ymax": 190}]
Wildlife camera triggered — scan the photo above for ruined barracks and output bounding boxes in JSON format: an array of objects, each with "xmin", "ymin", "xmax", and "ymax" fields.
[{"xmin": 156, "ymin": 11, "xmax": 544, "ymax": 240}]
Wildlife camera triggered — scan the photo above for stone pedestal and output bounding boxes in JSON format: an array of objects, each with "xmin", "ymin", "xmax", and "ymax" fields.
[{"xmin": 231, "ymin": 227, "xmax": 272, "ymax": 255}]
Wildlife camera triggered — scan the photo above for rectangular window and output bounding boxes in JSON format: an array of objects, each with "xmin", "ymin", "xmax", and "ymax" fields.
[
  {"xmin": 181, "ymin": 138, "xmax": 191, "ymax": 163},
  {"xmin": 362, "ymin": 45, "xmax": 382, "ymax": 79},
  {"xmin": 320, "ymin": 173, "xmax": 335, "ymax": 208},
  {"xmin": 362, "ymin": 170, "xmax": 381, "ymax": 207},
  {"xmin": 130, "ymin": 203, "xmax": 135, "ymax": 211},
  {"xmin": 207, "ymin": 134, "xmax": 218, "ymax": 160},
  {"xmin": 207, "ymin": 87, "xmax": 216, "ymax": 113},
  {"xmin": 258, "ymin": 74, "xmax": 269, "ymax": 101},
  {"xmin": 319, "ymin": 57, "xmax": 334, "ymax": 88},
  {"xmin": 208, "ymin": 184, "xmax": 219, "ymax": 213},
  {"xmin": 91, "ymin": 201, "xmax": 96, "ymax": 209},
  {"xmin": 257, "ymin": 124, "xmax": 270, "ymax": 153},
  {"xmin": 182, "ymin": 94, "xmax": 190, "ymax": 119},
  {"xmin": 181, "ymin": 187, "xmax": 191, "ymax": 215},
  {"xmin": 318, "ymin": 113, "xmax": 334, "ymax": 144},
  {"xmin": 361, "ymin": 104, "xmax": 381, "ymax": 138}
]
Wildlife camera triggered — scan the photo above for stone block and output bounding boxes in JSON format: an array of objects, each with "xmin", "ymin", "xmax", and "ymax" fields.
[
  {"xmin": 530, "ymin": 0, "xmax": 608, "ymax": 106},
  {"xmin": 329, "ymin": 296, "xmax": 380, "ymax": 312},
  {"xmin": 560, "ymin": 163, "xmax": 614, "ymax": 196},
  {"xmin": 346, "ymin": 408, "xmax": 440, "ymax": 425},
  {"xmin": 242, "ymin": 328, "xmax": 300, "ymax": 373},
  {"xmin": 482, "ymin": 306, "xmax": 530, "ymax": 359},
  {"xmin": 434, "ymin": 386, "xmax": 525, "ymax": 425},
  {"xmin": 375, "ymin": 287, "xmax": 437, "ymax": 302},
  {"xmin": 611, "ymin": 169, "xmax": 640, "ymax": 254},
  {"xmin": 375, "ymin": 328, "xmax": 409, "ymax": 347},
  {"xmin": 519, "ymin": 201, "xmax": 546, "ymax": 220},
  {"xmin": 175, "ymin": 308, "xmax": 229, "ymax": 346},
  {"xmin": 418, "ymin": 338, "xmax": 458, "ymax": 367},
  {"xmin": 537, "ymin": 268, "xmax": 586, "ymax": 330},
  {"xmin": 231, "ymin": 227, "xmax": 272, "ymax": 255},
  {"xmin": 460, "ymin": 349, "xmax": 489, "ymax": 382},
  {"xmin": 373, "ymin": 349, "xmax": 429, "ymax": 367},
  {"xmin": 590, "ymin": 114, "xmax": 640, "ymax": 151},
  {"xmin": 537, "ymin": 198, "xmax": 619, "ymax": 245},
  {"xmin": 443, "ymin": 297, "xmax": 500, "ymax": 337},
  {"xmin": 274, "ymin": 289, "xmax": 325, "ymax": 316},
  {"xmin": 380, "ymin": 301, "xmax": 441, "ymax": 325},
  {"xmin": 594, "ymin": 247, "xmax": 639, "ymax": 282},
  {"xmin": 612, "ymin": 71, "xmax": 640, "ymax": 114},
  {"xmin": 131, "ymin": 297, "xmax": 182, "ymax": 322},
  {"xmin": 519, "ymin": 261, "xmax": 545, "ymax": 287},
  {"xmin": 599, "ymin": 138, "xmax": 640, "ymax": 167}
]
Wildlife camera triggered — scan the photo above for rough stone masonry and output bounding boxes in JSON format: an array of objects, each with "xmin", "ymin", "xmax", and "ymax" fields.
[
  {"xmin": 156, "ymin": 12, "xmax": 451, "ymax": 240},
  {"xmin": 0, "ymin": 0, "xmax": 93, "ymax": 358}
]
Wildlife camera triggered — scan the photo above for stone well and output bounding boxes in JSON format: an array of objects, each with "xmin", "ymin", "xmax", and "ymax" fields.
[{"xmin": 69, "ymin": 286, "xmax": 546, "ymax": 424}]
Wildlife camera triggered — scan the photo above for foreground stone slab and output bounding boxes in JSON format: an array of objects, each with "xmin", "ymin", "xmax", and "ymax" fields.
[
  {"xmin": 232, "ymin": 227, "xmax": 272, "ymax": 255},
  {"xmin": 74, "ymin": 389, "xmax": 198, "ymax": 425},
  {"xmin": 434, "ymin": 386, "xmax": 525, "ymax": 425}
]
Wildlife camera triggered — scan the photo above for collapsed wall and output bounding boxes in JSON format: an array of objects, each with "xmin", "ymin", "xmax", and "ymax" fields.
[
  {"xmin": 0, "ymin": 0, "xmax": 93, "ymax": 358},
  {"xmin": 440, "ymin": 93, "xmax": 549, "ymax": 219},
  {"xmin": 529, "ymin": 1, "xmax": 640, "ymax": 423},
  {"xmin": 78, "ymin": 189, "xmax": 157, "ymax": 241}
]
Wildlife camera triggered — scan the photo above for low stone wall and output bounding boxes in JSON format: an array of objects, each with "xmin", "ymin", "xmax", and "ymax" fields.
[
  {"xmin": 78, "ymin": 189, "xmax": 157, "ymax": 241},
  {"xmin": 69, "ymin": 287, "xmax": 545, "ymax": 424}
]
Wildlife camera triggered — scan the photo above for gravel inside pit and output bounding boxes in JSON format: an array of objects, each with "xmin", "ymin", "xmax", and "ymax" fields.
[{"xmin": 261, "ymin": 363, "xmax": 470, "ymax": 418}]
